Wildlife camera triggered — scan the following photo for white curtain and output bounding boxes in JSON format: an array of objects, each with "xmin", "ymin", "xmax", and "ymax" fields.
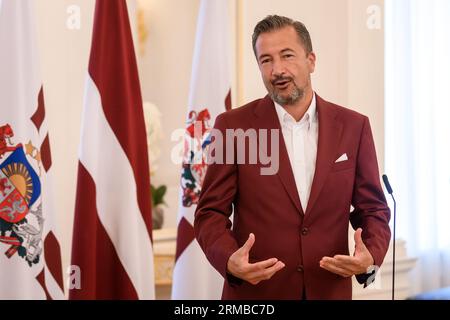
[{"xmin": 385, "ymin": 0, "xmax": 450, "ymax": 295}]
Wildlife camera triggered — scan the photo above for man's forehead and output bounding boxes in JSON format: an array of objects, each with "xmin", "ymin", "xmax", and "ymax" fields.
[
  {"xmin": 257, "ymin": 26, "xmax": 297, "ymax": 42},
  {"xmin": 256, "ymin": 28, "xmax": 303, "ymax": 57}
]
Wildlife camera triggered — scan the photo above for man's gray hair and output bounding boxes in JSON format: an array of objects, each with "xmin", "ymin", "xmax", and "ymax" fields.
[{"xmin": 252, "ymin": 15, "xmax": 313, "ymax": 56}]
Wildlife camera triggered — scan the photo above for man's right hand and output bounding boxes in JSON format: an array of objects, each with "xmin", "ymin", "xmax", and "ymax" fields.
[{"xmin": 227, "ymin": 233, "xmax": 285, "ymax": 285}]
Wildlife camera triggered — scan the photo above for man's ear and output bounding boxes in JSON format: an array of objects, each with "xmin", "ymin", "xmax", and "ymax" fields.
[{"xmin": 307, "ymin": 52, "xmax": 316, "ymax": 73}]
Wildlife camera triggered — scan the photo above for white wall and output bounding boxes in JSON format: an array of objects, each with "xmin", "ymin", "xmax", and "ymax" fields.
[
  {"xmin": 33, "ymin": 0, "xmax": 385, "ymax": 292},
  {"xmin": 347, "ymin": 0, "xmax": 385, "ymax": 168}
]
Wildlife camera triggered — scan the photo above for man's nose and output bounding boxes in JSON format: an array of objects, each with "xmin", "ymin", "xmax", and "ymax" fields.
[{"xmin": 271, "ymin": 59, "xmax": 286, "ymax": 77}]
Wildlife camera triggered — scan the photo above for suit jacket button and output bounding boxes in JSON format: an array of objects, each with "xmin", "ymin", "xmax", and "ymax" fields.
[
  {"xmin": 297, "ymin": 265, "xmax": 304, "ymax": 272},
  {"xmin": 301, "ymin": 227, "xmax": 309, "ymax": 235}
]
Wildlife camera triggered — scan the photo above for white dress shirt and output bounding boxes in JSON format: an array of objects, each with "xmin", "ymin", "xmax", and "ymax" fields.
[{"xmin": 274, "ymin": 94, "xmax": 319, "ymax": 213}]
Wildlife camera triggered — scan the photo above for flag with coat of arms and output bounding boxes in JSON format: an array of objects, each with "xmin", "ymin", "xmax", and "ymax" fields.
[
  {"xmin": 0, "ymin": 0, "xmax": 65, "ymax": 299},
  {"xmin": 172, "ymin": 0, "xmax": 232, "ymax": 299}
]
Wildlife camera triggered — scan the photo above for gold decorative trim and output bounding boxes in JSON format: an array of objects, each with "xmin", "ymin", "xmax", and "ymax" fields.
[{"xmin": 137, "ymin": 7, "xmax": 148, "ymax": 56}]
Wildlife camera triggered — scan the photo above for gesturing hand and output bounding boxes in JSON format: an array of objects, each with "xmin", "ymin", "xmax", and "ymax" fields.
[
  {"xmin": 319, "ymin": 228, "xmax": 374, "ymax": 278},
  {"xmin": 227, "ymin": 233, "xmax": 285, "ymax": 285}
]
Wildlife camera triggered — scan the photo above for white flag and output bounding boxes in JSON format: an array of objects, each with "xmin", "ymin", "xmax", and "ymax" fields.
[
  {"xmin": 0, "ymin": 0, "xmax": 64, "ymax": 299},
  {"xmin": 172, "ymin": 0, "xmax": 232, "ymax": 299}
]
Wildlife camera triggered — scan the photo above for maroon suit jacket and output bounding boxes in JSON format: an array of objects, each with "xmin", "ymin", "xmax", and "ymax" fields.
[{"xmin": 194, "ymin": 94, "xmax": 391, "ymax": 300}]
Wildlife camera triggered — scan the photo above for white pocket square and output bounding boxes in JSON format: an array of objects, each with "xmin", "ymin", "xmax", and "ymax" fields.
[{"xmin": 335, "ymin": 153, "xmax": 348, "ymax": 163}]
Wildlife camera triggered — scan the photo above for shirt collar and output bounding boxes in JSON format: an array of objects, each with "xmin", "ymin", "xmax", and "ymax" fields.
[{"xmin": 274, "ymin": 92, "xmax": 317, "ymax": 129}]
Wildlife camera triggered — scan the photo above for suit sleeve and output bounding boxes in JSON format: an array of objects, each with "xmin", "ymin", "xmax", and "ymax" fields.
[
  {"xmin": 350, "ymin": 116, "xmax": 391, "ymax": 285},
  {"xmin": 194, "ymin": 113, "xmax": 241, "ymax": 284}
]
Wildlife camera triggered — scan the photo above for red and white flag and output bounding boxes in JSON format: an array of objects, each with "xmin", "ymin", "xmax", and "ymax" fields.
[
  {"xmin": 0, "ymin": 0, "xmax": 64, "ymax": 299},
  {"xmin": 69, "ymin": 0, "xmax": 155, "ymax": 299},
  {"xmin": 172, "ymin": 0, "xmax": 232, "ymax": 299}
]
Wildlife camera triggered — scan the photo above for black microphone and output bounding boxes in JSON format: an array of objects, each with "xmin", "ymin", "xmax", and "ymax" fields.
[
  {"xmin": 382, "ymin": 174, "xmax": 396, "ymax": 300},
  {"xmin": 382, "ymin": 174, "xmax": 393, "ymax": 194}
]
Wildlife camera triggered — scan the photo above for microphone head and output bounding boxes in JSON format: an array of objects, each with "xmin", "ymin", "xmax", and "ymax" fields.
[{"xmin": 382, "ymin": 174, "xmax": 393, "ymax": 194}]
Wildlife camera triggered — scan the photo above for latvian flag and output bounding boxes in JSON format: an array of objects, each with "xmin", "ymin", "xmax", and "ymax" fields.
[
  {"xmin": 69, "ymin": 0, "xmax": 155, "ymax": 299},
  {"xmin": 0, "ymin": 0, "xmax": 64, "ymax": 299}
]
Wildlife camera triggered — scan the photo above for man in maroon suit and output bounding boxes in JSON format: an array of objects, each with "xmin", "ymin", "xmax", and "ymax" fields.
[{"xmin": 194, "ymin": 15, "xmax": 390, "ymax": 300}]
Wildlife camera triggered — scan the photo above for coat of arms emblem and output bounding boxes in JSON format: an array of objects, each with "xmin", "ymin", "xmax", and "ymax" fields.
[
  {"xmin": 0, "ymin": 124, "xmax": 43, "ymax": 266},
  {"xmin": 181, "ymin": 109, "xmax": 212, "ymax": 207}
]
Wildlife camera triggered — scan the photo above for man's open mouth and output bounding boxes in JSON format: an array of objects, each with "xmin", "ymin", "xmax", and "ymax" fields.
[{"xmin": 273, "ymin": 79, "xmax": 291, "ymax": 89}]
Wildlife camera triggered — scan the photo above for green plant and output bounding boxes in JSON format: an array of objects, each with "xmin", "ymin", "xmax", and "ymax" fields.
[{"xmin": 151, "ymin": 184, "xmax": 167, "ymax": 207}]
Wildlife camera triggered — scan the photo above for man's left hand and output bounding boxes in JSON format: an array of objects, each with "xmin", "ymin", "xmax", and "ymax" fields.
[{"xmin": 319, "ymin": 228, "xmax": 374, "ymax": 277}]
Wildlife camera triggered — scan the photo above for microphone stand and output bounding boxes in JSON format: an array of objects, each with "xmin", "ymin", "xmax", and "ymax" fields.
[
  {"xmin": 390, "ymin": 192, "xmax": 396, "ymax": 300},
  {"xmin": 382, "ymin": 174, "xmax": 396, "ymax": 300}
]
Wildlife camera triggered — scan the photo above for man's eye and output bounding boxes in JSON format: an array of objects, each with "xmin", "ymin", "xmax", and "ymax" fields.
[
  {"xmin": 261, "ymin": 59, "xmax": 270, "ymax": 64},
  {"xmin": 284, "ymin": 54, "xmax": 294, "ymax": 58}
]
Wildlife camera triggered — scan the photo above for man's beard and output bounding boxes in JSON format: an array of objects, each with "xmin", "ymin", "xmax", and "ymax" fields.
[{"xmin": 269, "ymin": 77, "xmax": 304, "ymax": 106}]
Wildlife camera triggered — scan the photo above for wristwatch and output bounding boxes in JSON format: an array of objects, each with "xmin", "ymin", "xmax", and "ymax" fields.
[{"xmin": 364, "ymin": 265, "xmax": 379, "ymax": 288}]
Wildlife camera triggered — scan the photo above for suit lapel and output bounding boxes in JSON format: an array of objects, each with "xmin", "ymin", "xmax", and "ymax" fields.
[
  {"xmin": 304, "ymin": 95, "xmax": 343, "ymax": 219},
  {"xmin": 251, "ymin": 96, "xmax": 303, "ymax": 215}
]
